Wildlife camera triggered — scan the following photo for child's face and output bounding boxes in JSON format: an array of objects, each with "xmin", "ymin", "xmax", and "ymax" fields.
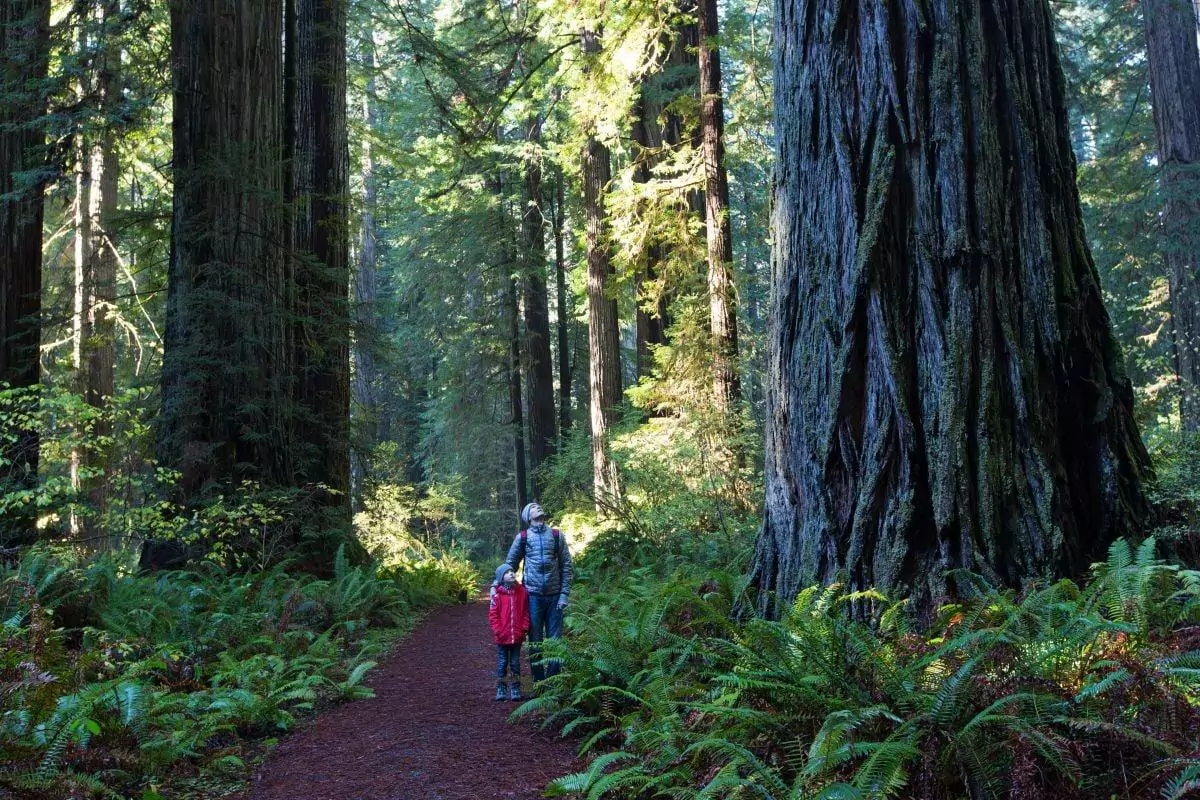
[{"xmin": 503, "ymin": 570, "xmax": 516, "ymax": 584}]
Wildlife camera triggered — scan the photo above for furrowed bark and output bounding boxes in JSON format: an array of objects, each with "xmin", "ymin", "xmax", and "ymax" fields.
[
  {"xmin": 1143, "ymin": 0, "xmax": 1200, "ymax": 431},
  {"xmin": 161, "ymin": 0, "xmax": 291, "ymax": 495},
  {"xmin": 0, "ymin": 0, "xmax": 50, "ymax": 547},
  {"xmin": 696, "ymin": 0, "xmax": 740, "ymax": 411},
  {"xmin": 582, "ymin": 27, "xmax": 622, "ymax": 509},
  {"xmin": 522, "ymin": 115, "xmax": 556, "ymax": 492},
  {"xmin": 752, "ymin": 0, "xmax": 1151, "ymax": 619},
  {"xmin": 291, "ymin": 0, "xmax": 351, "ymax": 513}
]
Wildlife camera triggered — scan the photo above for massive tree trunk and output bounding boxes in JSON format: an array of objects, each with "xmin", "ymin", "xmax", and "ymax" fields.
[
  {"xmin": 161, "ymin": 0, "xmax": 291, "ymax": 496},
  {"xmin": 0, "ymin": 0, "xmax": 50, "ymax": 546},
  {"xmin": 553, "ymin": 170, "xmax": 573, "ymax": 437},
  {"xmin": 1143, "ymin": 0, "xmax": 1200, "ymax": 431},
  {"xmin": 581, "ymin": 29, "xmax": 623, "ymax": 510},
  {"xmin": 351, "ymin": 25, "xmax": 380, "ymax": 507},
  {"xmin": 290, "ymin": 0, "xmax": 351, "ymax": 512},
  {"xmin": 751, "ymin": 0, "xmax": 1151, "ymax": 619},
  {"xmin": 522, "ymin": 115, "xmax": 556, "ymax": 492},
  {"xmin": 696, "ymin": 0, "xmax": 740, "ymax": 412}
]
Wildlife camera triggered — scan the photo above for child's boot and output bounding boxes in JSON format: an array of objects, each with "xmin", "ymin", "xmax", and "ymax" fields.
[
  {"xmin": 495, "ymin": 681, "xmax": 507, "ymax": 701},
  {"xmin": 508, "ymin": 680, "xmax": 522, "ymax": 702}
]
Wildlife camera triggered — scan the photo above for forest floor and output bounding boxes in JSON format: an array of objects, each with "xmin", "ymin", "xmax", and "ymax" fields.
[{"xmin": 237, "ymin": 603, "xmax": 581, "ymax": 800}]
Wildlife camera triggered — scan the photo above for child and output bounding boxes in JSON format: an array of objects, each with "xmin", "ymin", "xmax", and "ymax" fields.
[{"xmin": 488, "ymin": 564, "xmax": 530, "ymax": 701}]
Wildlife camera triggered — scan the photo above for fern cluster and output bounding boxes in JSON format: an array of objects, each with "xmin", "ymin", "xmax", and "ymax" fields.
[
  {"xmin": 527, "ymin": 538, "xmax": 1200, "ymax": 800},
  {"xmin": 0, "ymin": 543, "xmax": 467, "ymax": 799}
]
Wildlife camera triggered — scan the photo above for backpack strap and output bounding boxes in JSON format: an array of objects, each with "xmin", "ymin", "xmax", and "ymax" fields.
[{"xmin": 520, "ymin": 528, "xmax": 562, "ymax": 556}]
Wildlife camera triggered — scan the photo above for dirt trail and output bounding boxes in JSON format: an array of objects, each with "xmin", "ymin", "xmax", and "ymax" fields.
[{"xmin": 242, "ymin": 603, "xmax": 581, "ymax": 800}]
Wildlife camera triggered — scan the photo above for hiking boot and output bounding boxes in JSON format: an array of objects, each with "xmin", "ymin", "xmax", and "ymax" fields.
[
  {"xmin": 494, "ymin": 681, "xmax": 506, "ymax": 701},
  {"xmin": 508, "ymin": 681, "xmax": 522, "ymax": 702}
]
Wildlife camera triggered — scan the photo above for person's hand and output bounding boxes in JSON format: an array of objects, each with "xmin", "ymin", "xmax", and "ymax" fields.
[{"xmin": 557, "ymin": 597, "xmax": 568, "ymax": 610}]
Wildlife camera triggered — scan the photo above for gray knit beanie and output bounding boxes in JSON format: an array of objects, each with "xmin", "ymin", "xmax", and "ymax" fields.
[{"xmin": 494, "ymin": 564, "xmax": 514, "ymax": 586}]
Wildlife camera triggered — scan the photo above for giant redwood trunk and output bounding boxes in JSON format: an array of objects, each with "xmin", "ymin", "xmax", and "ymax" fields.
[
  {"xmin": 1142, "ymin": 0, "xmax": 1200, "ymax": 431},
  {"xmin": 581, "ymin": 28, "xmax": 622, "ymax": 508},
  {"xmin": 161, "ymin": 0, "xmax": 291, "ymax": 495},
  {"xmin": 0, "ymin": 0, "xmax": 50, "ymax": 546},
  {"xmin": 751, "ymin": 0, "xmax": 1151, "ymax": 619},
  {"xmin": 290, "ymin": 0, "xmax": 350, "ymax": 510},
  {"xmin": 522, "ymin": 115, "xmax": 556, "ymax": 491},
  {"xmin": 696, "ymin": 0, "xmax": 740, "ymax": 412}
]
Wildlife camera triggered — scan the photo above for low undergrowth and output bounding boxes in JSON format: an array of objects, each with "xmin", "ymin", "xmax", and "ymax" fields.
[
  {"xmin": 524, "ymin": 535, "xmax": 1200, "ymax": 800},
  {"xmin": 0, "ymin": 544, "xmax": 474, "ymax": 799}
]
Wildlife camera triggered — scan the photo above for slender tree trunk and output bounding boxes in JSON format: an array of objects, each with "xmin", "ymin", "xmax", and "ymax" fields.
[
  {"xmin": 70, "ymin": 0, "xmax": 120, "ymax": 546},
  {"xmin": 351, "ymin": 26, "xmax": 380, "ymax": 507},
  {"xmin": 161, "ymin": 0, "xmax": 291, "ymax": 496},
  {"xmin": 553, "ymin": 170, "xmax": 573, "ymax": 436},
  {"xmin": 696, "ymin": 0, "xmax": 740, "ymax": 412},
  {"xmin": 508, "ymin": 275, "xmax": 529, "ymax": 509},
  {"xmin": 0, "ymin": 0, "xmax": 50, "ymax": 546},
  {"xmin": 522, "ymin": 115, "xmax": 556, "ymax": 492},
  {"xmin": 751, "ymin": 0, "xmax": 1151, "ymax": 620},
  {"xmin": 1143, "ymin": 0, "xmax": 1200, "ymax": 431},
  {"xmin": 290, "ymin": 0, "xmax": 351, "ymax": 514},
  {"xmin": 581, "ymin": 28, "xmax": 622, "ymax": 509},
  {"xmin": 71, "ymin": 57, "xmax": 92, "ymax": 538}
]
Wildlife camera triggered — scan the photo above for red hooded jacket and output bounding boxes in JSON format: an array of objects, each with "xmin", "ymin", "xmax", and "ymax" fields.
[{"xmin": 489, "ymin": 582, "xmax": 531, "ymax": 646}]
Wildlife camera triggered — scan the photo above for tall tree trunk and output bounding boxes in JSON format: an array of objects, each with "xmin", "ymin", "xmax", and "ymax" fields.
[
  {"xmin": 696, "ymin": 0, "xmax": 740, "ymax": 412},
  {"xmin": 161, "ymin": 0, "xmax": 291, "ymax": 496},
  {"xmin": 631, "ymin": 17, "xmax": 698, "ymax": 379},
  {"xmin": 553, "ymin": 170, "xmax": 573, "ymax": 436},
  {"xmin": 581, "ymin": 28, "xmax": 622, "ymax": 509},
  {"xmin": 631, "ymin": 89, "xmax": 669, "ymax": 380},
  {"xmin": 351, "ymin": 26, "xmax": 380, "ymax": 507},
  {"xmin": 509, "ymin": 275, "xmax": 529, "ymax": 509},
  {"xmin": 72, "ymin": 0, "xmax": 120, "ymax": 546},
  {"xmin": 1143, "ymin": 0, "xmax": 1200, "ymax": 431},
  {"xmin": 751, "ymin": 0, "xmax": 1151, "ymax": 619},
  {"xmin": 0, "ymin": 0, "xmax": 50, "ymax": 547},
  {"xmin": 522, "ymin": 115, "xmax": 556, "ymax": 493},
  {"xmin": 290, "ymin": 0, "xmax": 351, "ymax": 515}
]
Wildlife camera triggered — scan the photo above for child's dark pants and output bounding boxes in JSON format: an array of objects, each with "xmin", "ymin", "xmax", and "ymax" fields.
[{"xmin": 496, "ymin": 644, "xmax": 521, "ymax": 678}]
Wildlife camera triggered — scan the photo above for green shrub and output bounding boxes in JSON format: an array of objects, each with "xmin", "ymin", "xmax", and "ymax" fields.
[
  {"xmin": 528, "ymin": 538, "xmax": 1200, "ymax": 800},
  {"xmin": 0, "ymin": 541, "xmax": 468, "ymax": 799}
]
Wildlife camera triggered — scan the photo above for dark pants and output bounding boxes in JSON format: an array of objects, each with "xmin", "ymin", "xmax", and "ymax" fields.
[
  {"xmin": 496, "ymin": 644, "xmax": 521, "ymax": 679},
  {"xmin": 527, "ymin": 592, "xmax": 563, "ymax": 682}
]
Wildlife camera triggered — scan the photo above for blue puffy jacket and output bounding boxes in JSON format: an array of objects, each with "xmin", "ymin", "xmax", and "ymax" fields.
[{"xmin": 504, "ymin": 523, "xmax": 574, "ymax": 602}]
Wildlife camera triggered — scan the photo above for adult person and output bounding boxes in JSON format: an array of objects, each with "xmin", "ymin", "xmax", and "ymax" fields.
[{"xmin": 503, "ymin": 501, "xmax": 573, "ymax": 681}]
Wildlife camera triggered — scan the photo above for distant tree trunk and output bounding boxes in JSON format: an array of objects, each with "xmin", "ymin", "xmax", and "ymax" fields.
[
  {"xmin": 1143, "ymin": 0, "xmax": 1200, "ymax": 431},
  {"xmin": 0, "ymin": 0, "xmax": 50, "ymax": 547},
  {"xmin": 581, "ymin": 28, "xmax": 623, "ymax": 509},
  {"xmin": 71, "ymin": 0, "xmax": 121, "ymax": 546},
  {"xmin": 508, "ymin": 275, "xmax": 530, "ymax": 509},
  {"xmin": 290, "ymin": 0, "xmax": 351, "ymax": 514},
  {"xmin": 161, "ymin": 0, "xmax": 291, "ymax": 496},
  {"xmin": 631, "ymin": 89, "xmax": 669, "ymax": 380},
  {"xmin": 553, "ymin": 170, "xmax": 573, "ymax": 436},
  {"xmin": 351, "ymin": 26, "xmax": 380, "ymax": 506},
  {"xmin": 522, "ymin": 115, "xmax": 556, "ymax": 493},
  {"xmin": 751, "ymin": 0, "xmax": 1151, "ymax": 619},
  {"xmin": 696, "ymin": 0, "xmax": 740, "ymax": 412}
]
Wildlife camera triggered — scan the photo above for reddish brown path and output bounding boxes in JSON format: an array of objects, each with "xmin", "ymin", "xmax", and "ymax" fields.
[{"xmin": 242, "ymin": 603, "xmax": 581, "ymax": 800}]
